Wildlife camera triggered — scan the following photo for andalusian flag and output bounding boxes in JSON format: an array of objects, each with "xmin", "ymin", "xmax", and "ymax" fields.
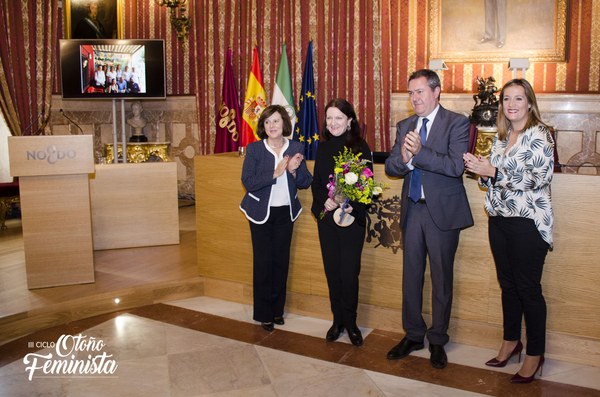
[
  {"xmin": 240, "ymin": 47, "xmax": 267, "ymax": 146},
  {"xmin": 214, "ymin": 48, "xmax": 241, "ymax": 153},
  {"xmin": 295, "ymin": 41, "xmax": 319, "ymax": 160},
  {"xmin": 271, "ymin": 43, "xmax": 296, "ymax": 136}
]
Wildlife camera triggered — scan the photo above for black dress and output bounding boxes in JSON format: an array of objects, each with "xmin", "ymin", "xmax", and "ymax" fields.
[{"xmin": 311, "ymin": 133, "xmax": 372, "ymax": 329}]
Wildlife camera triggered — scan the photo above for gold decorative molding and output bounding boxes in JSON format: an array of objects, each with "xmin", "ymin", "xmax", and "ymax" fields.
[
  {"xmin": 0, "ymin": 195, "xmax": 20, "ymax": 231},
  {"xmin": 474, "ymin": 127, "xmax": 497, "ymax": 158},
  {"xmin": 105, "ymin": 142, "xmax": 171, "ymax": 163}
]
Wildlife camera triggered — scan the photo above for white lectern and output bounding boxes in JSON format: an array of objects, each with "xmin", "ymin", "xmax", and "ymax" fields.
[{"xmin": 8, "ymin": 135, "xmax": 95, "ymax": 289}]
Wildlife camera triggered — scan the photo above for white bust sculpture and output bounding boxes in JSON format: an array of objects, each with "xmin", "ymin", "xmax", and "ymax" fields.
[{"xmin": 127, "ymin": 101, "xmax": 148, "ymax": 142}]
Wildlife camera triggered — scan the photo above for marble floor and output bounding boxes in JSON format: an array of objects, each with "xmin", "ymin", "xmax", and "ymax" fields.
[{"xmin": 0, "ymin": 296, "xmax": 598, "ymax": 397}]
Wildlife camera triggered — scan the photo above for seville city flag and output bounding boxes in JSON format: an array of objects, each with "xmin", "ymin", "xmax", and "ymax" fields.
[
  {"xmin": 214, "ymin": 48, "xmax": 241, "ymax": 153},
  {"xmin": 240, "ymin": 47, "xmax": 267, "ymax": 146}
]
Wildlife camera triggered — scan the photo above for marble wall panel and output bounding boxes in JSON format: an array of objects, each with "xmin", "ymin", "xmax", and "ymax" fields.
[
  {"xmin": 391, "ymin": 93, "xmax": 600, "ymax": 175},
  {"xmin": 49, "ymin": 93, "xmax": 600, "ymax": 198},
  {"xmin": 50, "ymin": 96, "xmax": 198, "ymax": 197}
]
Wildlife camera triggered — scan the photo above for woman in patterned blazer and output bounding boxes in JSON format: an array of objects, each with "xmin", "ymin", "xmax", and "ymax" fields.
[{"xmin": 464, "ymin": 79, "xmax": 554, "ymax": 384}]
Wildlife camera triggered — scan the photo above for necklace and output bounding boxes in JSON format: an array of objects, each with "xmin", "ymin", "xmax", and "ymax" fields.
[{"xmin": 268, "ymin": 139, "xmax": 284, "ymax": 149}]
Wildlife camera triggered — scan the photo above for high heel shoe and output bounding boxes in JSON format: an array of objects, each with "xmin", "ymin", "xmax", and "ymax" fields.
[
  {"xmin": 485, "ymin": 340, "xmax": 523, "ymax": 367},
  {"xmin": 510, "ymin": 356, "xmax": 544, "ymax": 384}
]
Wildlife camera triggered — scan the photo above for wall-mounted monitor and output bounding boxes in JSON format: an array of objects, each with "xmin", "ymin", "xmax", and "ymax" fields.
[{"xmin": 59, "ymin": 39, "xmax": 166, "ymax": 100}]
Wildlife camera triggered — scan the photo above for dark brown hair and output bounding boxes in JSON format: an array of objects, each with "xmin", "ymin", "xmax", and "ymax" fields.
[
  {"xmin": 322, "ymin": 98, "xmax": 364, "ymax": 154},
  {"xmin": 256, "ymin": 105, "xmax": 293, "ymax": 139}
]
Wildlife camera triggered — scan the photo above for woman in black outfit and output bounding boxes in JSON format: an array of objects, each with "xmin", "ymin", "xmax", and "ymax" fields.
[{"xmin": 311, "ymin": 98, "xmax": 372, "ymax": 346}]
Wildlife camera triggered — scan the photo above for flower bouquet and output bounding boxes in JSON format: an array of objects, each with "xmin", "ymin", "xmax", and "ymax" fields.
[{"xmin": 319, "ymin": 146, "xmax": 386, "ymax": 226}]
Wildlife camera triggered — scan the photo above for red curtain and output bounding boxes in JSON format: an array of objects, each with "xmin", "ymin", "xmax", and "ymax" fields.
[
  {"xmin": 0, "ymin": 0, "xmax": 59, "ymax": 136},
  {"xmin": 191, "ymin": 0, "xmax": 392, "ymax": 154},
  {"xmin": 118, "ymin": 0, "xmax": 393, "ymax": 154}
]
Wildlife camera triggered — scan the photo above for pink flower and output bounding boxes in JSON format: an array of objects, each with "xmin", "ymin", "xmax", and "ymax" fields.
[{"xmin": 361, "ymin": 168, "xmax": 373, "ymax": 178}]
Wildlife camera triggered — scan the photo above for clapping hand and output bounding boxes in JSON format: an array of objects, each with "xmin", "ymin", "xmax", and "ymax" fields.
[
  {"xmin": 274, "ymin": 156, "xmax": 289, "ymax": 179},
  {"xmin": 463, "ymin": 152, "xmax": 495, "ymax": 178},
  {"xmin": 401, "ymin": 129, "xmax": 422, "ymax": 163},
  {"xmin": 287, "ymin": 153, "xmax": 304, "ymax": 175}
]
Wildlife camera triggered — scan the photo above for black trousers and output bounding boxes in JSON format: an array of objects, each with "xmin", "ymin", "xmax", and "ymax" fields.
[
  {"xmin": 249, "ymin": 206, "xmax": 293, "ymax": 323},
  {"xmin": 317, "ymin": 218, "xmax": 365, "ymax": 328},
  {"xmin": 489, "ymin": 216, "xmax": 549, "ymax": 356}
]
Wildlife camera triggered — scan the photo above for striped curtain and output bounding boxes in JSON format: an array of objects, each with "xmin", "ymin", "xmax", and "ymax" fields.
[
  {"xmin": 389, "ymin": 0, "xmax": 600, "ymax": 94},
  {"xmin": 0, "ymin": 0, "xmax": 59, "ymax": 136},
  {"xmin": 191, "ymin": 0, "xmax": 392, "ymax": 154},
  {"xmin": 110, "ymin": 0, "xmax": 600, "ymax": 153}
]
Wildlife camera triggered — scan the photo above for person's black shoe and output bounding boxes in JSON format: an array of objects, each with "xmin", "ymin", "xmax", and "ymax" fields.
[
  {"xmin": 261, "ymin": 322, "xmax": 274, "ymax": 332},
  {"xmin": 429, "ymin": 344, "xmax": 448, "ymax": 369},
  {"xmin": 273, "ymin": 316, "xmax": 285, "ymax": 325},
  {"xmin": 386, "ymin": 337, "xmax": 424, "ymax": 360},
  {"xmin": 325, "ymin": 323, "xmax": 344, "ymax": 342},
  {"xmin": 347, "ymin": 326, "xmax": 363, "ymax": 346}
]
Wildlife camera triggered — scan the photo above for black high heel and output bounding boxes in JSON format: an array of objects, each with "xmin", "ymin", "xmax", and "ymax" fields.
[
  {"xmin": 510, "ymin": 356, "xmax": 545, "ymax": 384},
  {"xmin": 485, "ymin": 340, "xmax": 523, "ymax": 367}
]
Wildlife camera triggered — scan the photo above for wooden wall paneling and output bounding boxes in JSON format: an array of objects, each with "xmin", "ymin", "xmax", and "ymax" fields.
[
  {"xmin": 195, "ymin": 153, "xmax": 600, "ymax": 366},
  {"xmin": 19, "ymin": 174, "xmax": 95, "ymax": 289},
  {"xmin": 90, "ymin": 162, "xmax": 180, "ymax": 250}
]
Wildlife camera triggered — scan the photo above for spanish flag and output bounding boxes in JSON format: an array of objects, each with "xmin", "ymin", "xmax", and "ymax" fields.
[{"xmin": 240, "ymin": 47, "xmax": 267, "ymax": 146}]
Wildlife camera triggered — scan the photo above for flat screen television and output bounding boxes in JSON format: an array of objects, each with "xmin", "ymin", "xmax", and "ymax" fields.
[{"xmin": 59, "ymin": 39, "xmax": 166, "ymax": 99}]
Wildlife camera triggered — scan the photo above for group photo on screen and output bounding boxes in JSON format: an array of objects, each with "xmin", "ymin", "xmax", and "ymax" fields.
[
  {"xmin": 60, "ymin": 39, "xmax": 165, "ymax": 100},
  {"xmin": 80, "ymin": 44, "xmax": 146, "ymax": 94}
]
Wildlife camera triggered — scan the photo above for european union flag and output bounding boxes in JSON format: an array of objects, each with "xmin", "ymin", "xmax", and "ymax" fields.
[{"xmin": 295, "ymin": 41, "xmax": 319, "ymax": 160}]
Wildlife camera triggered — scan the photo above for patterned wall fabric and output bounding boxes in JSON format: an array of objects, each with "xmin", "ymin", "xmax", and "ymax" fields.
[
  {"xmin": 122, "ymin": 0, "xmax": 391, "ymax": 153},
  {"xmin": 390, "ymin": 0, "xmax": 600, "ymax": 94},
  {"xmin": 0, "ymin": 0, "xmax": 59, "ymax": 136},
  {"xmin": 38, "ymin": 0, "xmax": 599, "ymax": 149},
  {"xmin": 121, "ymin": 0, "xmax": 600, "ymax": 152},
  {"xmin": 119, "ymin": 0, "xmax": 600, "ymax": 97}
]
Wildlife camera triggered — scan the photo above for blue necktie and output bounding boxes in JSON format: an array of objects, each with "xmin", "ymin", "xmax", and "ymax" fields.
[{"xmin": 408, "ymin": 118, "xmax": 428, "ymax": 203}]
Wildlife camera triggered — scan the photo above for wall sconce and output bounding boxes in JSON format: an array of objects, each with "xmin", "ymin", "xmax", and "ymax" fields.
[
  {"xmin": 428, "ymin": 59, "xmax": 448, "ymax": 72},
  {"xmin": 156, "ymin": 0, "xmax": 192, "ymax": 41},
  {"xmin": 508, "ymin": 58, "xmax": 530, "ymax": 79}
]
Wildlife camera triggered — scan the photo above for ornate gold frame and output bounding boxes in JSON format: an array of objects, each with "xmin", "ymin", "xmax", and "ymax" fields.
[
  {"xmin": 429, "ymin": 0, "xmax": 568, "ymax": 62},
  {"xmin": 64, "ymin": 0, "xmax": 124, "ymax": 39}
]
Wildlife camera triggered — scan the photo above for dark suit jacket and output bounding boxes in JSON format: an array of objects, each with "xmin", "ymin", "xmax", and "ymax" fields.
[
  {"xmin": 240, "ymin": 139, "xmax": 312, "ymax": 224},
  {"xmin": 385, "ymin": 105, "xmax": 474, "ymax": 231}
]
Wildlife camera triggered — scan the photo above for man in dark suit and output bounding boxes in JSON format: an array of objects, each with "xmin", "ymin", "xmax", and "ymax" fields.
[{"xmin": 384, "ymin": 69, "xmax": 473, "ymax": 369}]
